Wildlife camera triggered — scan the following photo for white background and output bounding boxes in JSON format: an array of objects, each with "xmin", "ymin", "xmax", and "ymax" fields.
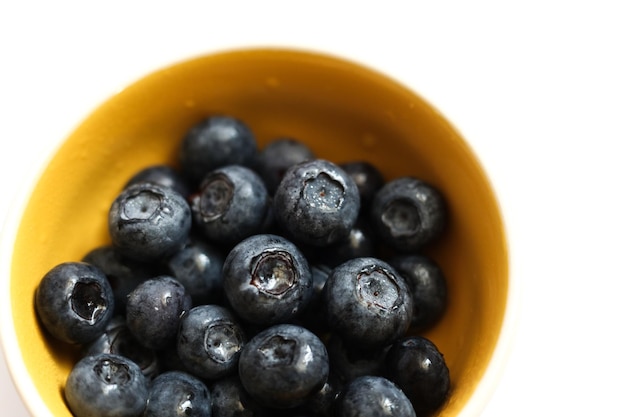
[{"xmin": 1, "ymin": 1, "xmax": 625, "ymax": 415}]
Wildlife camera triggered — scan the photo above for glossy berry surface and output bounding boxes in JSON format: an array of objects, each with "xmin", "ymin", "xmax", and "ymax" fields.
[
  {"xmin": 334, "ymin": 375, "xmax": 416, "ymax": 417},
  {"xmin": 386, "ymin": 336, "xmax": 450, "ymax": 416},
  {"xmin": 324, "ymin": 257, "xmax": 413, "ymax": 348},
  {"xmin": 273, "ymin": 159, "xmax": 360, "ymax": 247},
  {"xmin": 177, "ymin": 304, "xmax": 246, "ymax": 380},
  {"xmin": 222, "ymin": 234, "xmax": 313, "ymax": 325},
  {"xmin": 126, "ymin": 276, "xmax": 192, "ymax": 350},
  {"xmin": 144, "ymin": 371, "xmax": 212, "ymax": 417},
  {"xmin": 108, "ymin": 182, "xmax": 192, "ymax": 262},
  {"xmin": 179, "ymin": 115, "xmax": 257, "ymax": 184},
  {"xmin": 190, "ymin": 165, "xmax": 270, "ymax": 245},
  {"xmin": 35, "ymin": 261, "xmax": 114, "ymax": 344},
  {"xmin": 390, "ymin": 254, "xmax": 447, "ymax": 331},
  {"xmin": 370, "ymin": 177, "xmax": 446, "ymax": 252},
  {"xmin": 64, "ymin": 353, "xmax": 148, "ymax": 417},
  {"xmin": 238, "ymin": 324, "xmax": 329, "ymax": 409}
]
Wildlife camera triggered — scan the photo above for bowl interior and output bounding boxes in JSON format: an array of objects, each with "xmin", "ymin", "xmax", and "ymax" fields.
[{"xmin": 8, "ymin": 48, "xmax": 508, "ymax": 416}]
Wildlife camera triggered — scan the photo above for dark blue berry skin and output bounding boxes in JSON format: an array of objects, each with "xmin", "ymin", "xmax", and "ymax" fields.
[
  {"xmin": 157, "ymin": 345, "xmax": 193, "ymax": 375},
  {"xmin": 177, "ymin": 305, "xmax": 246, "ymax": 380},
  {"xmin": 64, "ymin": 353, "xmax": 148, "ymax": 417},
  {"xmin": 292, "ymin": 372, "xmax": 342, "ymax": 417},
  {"xmin": 222, "ymin": 234, "xmax": 313, "ymax": 325},
  {"xmin": 333, "ymin": 375, "xmax": 416, "ymax": 417},
  {"xmin": 326, "ymin": 334, "xmax": 389, "ymax": 383},
  {"xmin": 339, "ymin": 161, "xmax": 385, "ymax": 210},
  {"xmin": 179, "ymin": 116, "xmax": 258, "ymax": 185},
  {"xmin": 385, "ymin": 336, "xmax": 450, "ymax": 416},
  {"xmin": 255, "ymin": 137, "xmax": 315, "ymax": 195},
  {"xmin": 82, "ymin": 316, "xmax": 160, "ymax": 380},
  {"xmin": 370, "ymin": 177, "xmax": 446, "ymax": 252},
  {"xmin": 210, "ymin": 376, "xmax": 269, "ymax": 417},
  {"xmin": 35, "ymin": 262, "xmax": 114, "ymax": 345},
  {"xmin": 126, "ymin": 276, "xmax": 192, "ymax": 350},
  {"xmin": 299, "ymin": 264, "xmax": 332, "ymax": 334},
  {"xmin": 238, "ymin": 324, "xmax": 329, "ymax": 409},
  {"xmin": 389, "ymin": 254, "xmax": 447, "ymax": 331},
  {"xmin": 319, "ymin": 222, "xmax": 376, "ymax": 268},
  {"xmin": 108, "ymin": 182, "xmax": 192, "ymax": 262},
  {"xmin": 82, "ymin": 245, "xmax": 154, "ymax": 315},
  {"xmin": 167, "ymin": 238, "xmax": 225, "ymax": 305},
  {"xmin": 190, "ymin": 165, "xmax": 270, "ymax": 246},
  {"xmin": 144, "ymin": 371, "xmax": 212, "ymax": 417},
  {"xmin": 273, "ymin": 159, "xmax": 360, "ymax": 247},
  {"xmin": 124, "ymin": 164, "xmax": 191, "ymax": 198},
  {"xmin": 324, "ymin": 257, "xmax": 413, "ymax": 349}
]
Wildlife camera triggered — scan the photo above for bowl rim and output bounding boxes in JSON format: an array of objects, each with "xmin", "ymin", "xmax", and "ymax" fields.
[
  {"xmin": 1, "ymin": 137, "xmax": 61, "ymax": 417},
  {"xmin": 0, "ymin": 45, "xmax": 519, "ymax": 417}
]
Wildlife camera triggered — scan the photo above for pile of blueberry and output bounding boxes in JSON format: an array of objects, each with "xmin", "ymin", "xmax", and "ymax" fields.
[{"xmin": 35, "ymin": 115, "xmax": 451, "ymax": 417}]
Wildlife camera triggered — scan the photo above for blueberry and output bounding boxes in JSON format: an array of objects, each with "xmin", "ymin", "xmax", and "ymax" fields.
[
  {"xmin": 370, "ymin": 177, "xmax": 446, "ymax": 252},
  {"xmin": 324, "ymin": 257, "xmax": 413, "ymax": 348},
  {"xmin": 190, "ymin": 165, "xmax": 270, "ymax": 246},
  {"xmin": 167, "ymin": 238, "xmax": 225, "ymax": 305},
  {"xmin": 108, "ymin": 182, "xmax": 192, "ymax": 262},
  {"xmin": 124, "ymin": 164, "xmax": 191, "ymax": 198},
  {"xmin": 339, "ymin": 161, "xmax": 385, "ymax": 209},
  {"xmin": 126, "ymin": 276, "xmax": 192, "ymax": 350},
  {"xmin": 82, "ymin": 245, "xmax": 154, "ymax": 314},
  {"xmin": 310, "ymin": 264, "xmax": 333, "ymax": 302},
  {"xmin": 157, "ymin": 345, "xmax": 194, "ymax": 375},
  {"xmin": 333, "ymin": 375, "xmax": 416, "ymax": 417},
  {"xmin": 82, "ymin": 316, "xmax": 160, "ymax": 380},
  {"xmin": 326, "ymin": 334, "xmax": 388, "ymax": 383},
  {"xmin": 238, "ymin": 324, "xmax": 329, "ymax": 409},
  {"xmin": 35, "ymin": 261, "xmax": 114, "ymax": 344},
  {"xmin": 210, "ymin": 376, "xmax": 269, "ymax": 417},
  {"xmin": 144, "ymin": 371, "xmax": 211, "ymax": 417},
  {"xmin": 177, "ymin": 304, "xmax": 246, "ymax": 380},
  {"xmin": 299, "ymin": 263, "xmax": 332, "ymax": 334},
  {"xmin": 273, "ymin": 159, "xmax": 360, "ymax": 247},
  {"xmin": 291, "ymin": 372, "xmax": 342, "ymax": 417},
  {"xmin": 222, "ymin": 234, "xmax": 313, "ymax": 325},
  {"xmin": 389, "ymin": 254, "xmax": 447, "ymax": 331},
  {"xmin": 385, "ymin": 336, "xmax": 450, "ymax": 416},
  {"xmin": 179, "ymin": 115, "xmax": 257, "ymax": 184},
  {"xmin": 319, "ymin": 221, "xmax": 376, "ymax": 268},
  {"xmin": 65, "ymin": 353, "xmax": 148, "ymax": 417},
  {"xmin": 255, "ymin": 137, "xmax": 315, "ymax": 194}
]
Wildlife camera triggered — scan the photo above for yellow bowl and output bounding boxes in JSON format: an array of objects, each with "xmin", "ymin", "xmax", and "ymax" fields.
[{"xmin": 1, "ymin": 48, "xmax": 510, "ymax": 417}]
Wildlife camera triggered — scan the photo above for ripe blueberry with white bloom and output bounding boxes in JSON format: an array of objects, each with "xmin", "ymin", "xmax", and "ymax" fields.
[
  {"xmin": 35, "ymin": 261, "xmax": 114, "ymax": 345},
  {"xmin": 126, "ymin": 276, "xmax": 192, "ymax": 350},
  {"xmin": 222, "ymin": 234, "xmax": 313, "ymax": 325},
  {"xmin": 273, "ymin": 159, "xmax": 360, "ymax": 247},
  {"xmin": 65, "ymin": 353, "xmax": 148, "ymax": 417},
  {"xmin": 238, "ymin": 324, "xmax": 329, "ymax": 409},
  {"xmin": 108, "ymin": 182, "xmax": 192, "ymax": 262},
  {"xmin": 324, "ymin": 257, "xmax": 413, "ymax": 348}
]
